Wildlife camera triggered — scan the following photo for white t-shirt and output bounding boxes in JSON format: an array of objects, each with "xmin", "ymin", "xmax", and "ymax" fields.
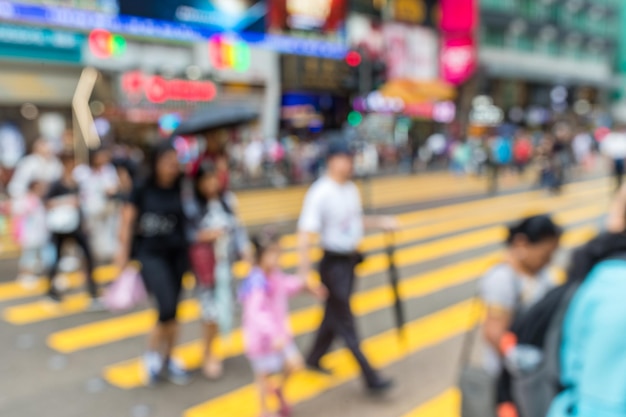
[
  {"xmin": 74, "ymin": 164, "xmax": 119, "ymax": 216},
  {"xmin": 298, "ymin": 176, "xmax": 364, "ymax": 253}
]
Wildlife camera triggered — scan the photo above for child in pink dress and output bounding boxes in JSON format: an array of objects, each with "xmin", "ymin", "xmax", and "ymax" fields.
[{"xmin": 239, "ymin": 232, "xmax": 326, "ymax": 417}]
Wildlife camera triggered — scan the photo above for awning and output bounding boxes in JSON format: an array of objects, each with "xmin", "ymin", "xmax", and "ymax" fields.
[
  {"xmin": 379, "ymin": 78, "xmax": 457, "ymax": 104},
  {"xmin": 0, "ymin": 66, "xmax": 81, "ymax": 106}
]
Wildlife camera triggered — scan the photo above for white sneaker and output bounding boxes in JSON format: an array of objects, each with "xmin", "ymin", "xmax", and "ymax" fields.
[
  {"xmin": 143, "ymin": 352, "xmax": 163, "ymax": 387},
  {"xmin": 17, "ymin": 274, "xmax": 39, "ymax": 290}
]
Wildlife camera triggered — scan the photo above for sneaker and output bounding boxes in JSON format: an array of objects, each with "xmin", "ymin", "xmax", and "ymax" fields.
[
  {"xmin": 17, "ymin": 274, "xmax": 39, "ymax": 290},
  {"xmin": 86, "ymin": 298, "xmax": 107, "ymax": 313},
  {"xmin": 166, "ymin": 358, "xmax": 191, "ymax": 386},
  {"xmin": 143, "ymin": 351, "xmax": 163, "ymax": 386}
]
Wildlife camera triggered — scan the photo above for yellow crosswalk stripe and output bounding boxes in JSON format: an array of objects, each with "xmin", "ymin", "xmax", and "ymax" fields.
[
  {"xmin": 182, "ymin": 299, "xmax": 484, "ymax": 417},
  {"xmin": 236, "ymin": 171, "xmax": 538, "ymax": 226},
  {"xmin": 99, "ymin": 225, "xmax": 594, "ymax": 389},
  {"xmin": 277, "ymin": 177, "xmax": 606, "ymax": 250},
  {"xmin": 5, "ymin": 185, "xmax": 606, "ymax": 325},
  {"xmin": 0, "ymin": 177, "xmax": 606, "ymax": 303},
  {"xmin": 401, "ymin": 389, "xmax": 460, "ymax": 417},
  {"xmin": 235, "ymin": 173, "xmax": 497, "ymax": 225},
  {"xmin": 12, "ymin": 195, "xmax": 602, "ymax": 326}
]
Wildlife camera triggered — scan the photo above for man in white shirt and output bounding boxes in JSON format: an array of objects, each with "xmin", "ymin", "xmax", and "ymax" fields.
[{"xmin": 298, "ymin": 139, "xmax": 396, "ymax": 393}]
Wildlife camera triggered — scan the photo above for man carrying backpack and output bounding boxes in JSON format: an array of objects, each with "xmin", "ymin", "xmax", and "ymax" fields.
[{"xmin": 496, "ymin": 185, "xmax": 626, "ymax": 417}]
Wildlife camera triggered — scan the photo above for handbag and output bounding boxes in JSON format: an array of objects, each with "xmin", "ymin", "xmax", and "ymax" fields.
[
  {"xmin": 47, "ymin": 205, "xmax": 80, "ymax": 234},
  {"xmin": 189, "ymin": 242, "xmax": 216, "ymax": 288},
  {"xmin": 103, "ymin": 265, "xmax": 148, "ymax": 312}
]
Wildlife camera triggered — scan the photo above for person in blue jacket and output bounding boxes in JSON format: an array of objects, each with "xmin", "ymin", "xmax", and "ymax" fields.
[{"xmin": 548, "ymin": 186, "xmax": 626, "ymax": 417}]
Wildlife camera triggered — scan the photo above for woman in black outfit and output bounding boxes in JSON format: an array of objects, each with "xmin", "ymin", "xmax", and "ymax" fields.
[
  {"xmin": 46, "ymin": 152, "xmax": 100, "ymax": 309},
  {"xmin": 116, "ymin": 142, "xmax": 190, "ymax": 386}
]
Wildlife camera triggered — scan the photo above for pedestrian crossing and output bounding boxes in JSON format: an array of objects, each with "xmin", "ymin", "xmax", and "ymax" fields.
[
  {"xmin": 0, "ymin": 176, "xmax": 613, "ymax": 417},
  {"xmin": 236, "ymin": 171, "xmax": 528, "ymax": 226}
]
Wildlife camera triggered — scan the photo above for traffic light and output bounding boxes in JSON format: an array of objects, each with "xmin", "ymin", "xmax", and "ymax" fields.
[
  {"xmin": 345, "ymin": 51, "xmax": 362, "ymax": 67},
  {"xmin": 343, "ymin": 50, "xmax": 362, "ymax": 92}
]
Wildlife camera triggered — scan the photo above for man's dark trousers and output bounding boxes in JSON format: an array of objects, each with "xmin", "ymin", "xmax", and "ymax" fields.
[{"xmin": 306, "ymin": 252, "xmax": 378, "ymax": 384}]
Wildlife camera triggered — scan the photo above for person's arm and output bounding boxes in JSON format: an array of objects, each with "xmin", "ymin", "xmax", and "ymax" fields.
[
  {"xmin": 483, "ymin": 306, "xmax": 514, "ymax": 353},
  {"xmin": 115, "ymin": 185, "xmax": 141, "ymax": 270},
  {"xmin": 115, "ymin": 202, "xmax": 137, "ymax": 270},
  {"xmin": 480, "ymin": 268, "xmax": 517, "ymax": 354},
  {"xmin": 363, "ymin": 215, "xmax": 398, "ymax": 231}
]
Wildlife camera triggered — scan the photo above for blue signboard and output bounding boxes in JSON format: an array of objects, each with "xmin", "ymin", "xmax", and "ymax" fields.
[
  {"xmin": 0, "ymin": 1, "xmax": 347, "ymax": 58},
  {"xmin": 119, "ymin": 0, "xmax": 265, "ymax": 33},
  {"xmin": 0, "ymin": 22, "xmax": 83, "ymax": 62}
]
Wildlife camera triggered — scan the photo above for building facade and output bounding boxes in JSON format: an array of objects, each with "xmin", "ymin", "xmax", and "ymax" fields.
[{"xmin": 479, "ymin": 0, "xmax": 620, "ymax": 125}]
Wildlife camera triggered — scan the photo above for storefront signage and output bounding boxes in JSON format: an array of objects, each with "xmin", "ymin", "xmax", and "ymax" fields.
[
  {"xmin": 88, "ymin": 29, "xmax": 126, "ymax": 59},
  {"xmin": 353, "ymin": 92, "xmax": 405, "ymax": 113},
  {"xmin": 0, "ymin": 1, "xmax": 347, "ymax": 58},
  {"xmin": 0, "ymin": 22, "xmax": 82, "ymax": 49},
  {"xmin": 209, "ymin": 34, "xmax": 251, "ymax": 72},
  {"xmin": 441, "ymin": 36, "xmax": 476, "ymax": 85},
  {"xmin": 383, "ymin": 23, "xmax": 438, "ymax": 81},
  {"xmin": 0, "ymin": 22, "xmax": 83, "ymax": 62},
  {"xmin": 119, "ymin": 0, "xmax": 266, "ymax": 33},
  {"xmin": 121, "ymin": 71, "xmax": 217, "ymax": 104}
]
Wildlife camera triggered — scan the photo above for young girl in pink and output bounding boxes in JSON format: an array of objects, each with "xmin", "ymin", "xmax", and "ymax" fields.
[{"xmin": 239, "ymin": 232, "xmax": 326, "ymax": 417}]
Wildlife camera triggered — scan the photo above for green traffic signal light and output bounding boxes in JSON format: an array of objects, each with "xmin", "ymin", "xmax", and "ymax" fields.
[{"xmin": 348, "ymin": 111, "xmax": 363, "ymax": 126}]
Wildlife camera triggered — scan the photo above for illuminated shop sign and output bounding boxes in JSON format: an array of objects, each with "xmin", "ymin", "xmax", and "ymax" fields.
[
  {"xmin": 88, "ymin": 28, "xmax": 126, "ymax": 58},
  {"xmin": 209, "ymin": 34, "xmax": 251, "ymax": 72},
  {"xmin": 0, "ymin": 1, "xmax": 347, "ymax": 59},
  {"xmin": 353, "ymin": 92, "xmax": 456, "ymax": 122},
  {"xmin": 121, "ymin": 71, "xmax": 217, "ymax": 104}
]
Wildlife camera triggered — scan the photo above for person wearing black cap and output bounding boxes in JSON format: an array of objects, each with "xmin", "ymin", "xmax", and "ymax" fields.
[{"xmin": 298, "ymin": 138, "xmax": 397, "ymax": 393}]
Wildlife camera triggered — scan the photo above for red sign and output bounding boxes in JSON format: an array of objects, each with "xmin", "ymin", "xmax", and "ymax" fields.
[
  {"xmin": 121, "ymin": 71, "xmax": 217, "ymax": 104},
  {"xmin": 441, "ymin": 35, "xmax": 477, "ymax": 86},
  {"xmin": 440, "ymin": 0, "xmax": 477, "ymax": 33}
]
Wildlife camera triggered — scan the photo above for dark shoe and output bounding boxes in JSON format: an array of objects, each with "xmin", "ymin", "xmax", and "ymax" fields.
[
  {"xmin": 366, "ymin": 377, "xmax": 394, "ymax": 394},
  {"xmin": 46, "ymin": 289, "xmax": 62, "ymax": 303},
  {"xmin": 305, "ymin": 361, "xmax": 332, "ymax": 376}
]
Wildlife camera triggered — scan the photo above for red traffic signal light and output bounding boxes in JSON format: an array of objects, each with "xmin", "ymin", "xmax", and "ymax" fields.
[{"xmin": 345, "ymin": 51, "xmax": 362, "ymax": 67}]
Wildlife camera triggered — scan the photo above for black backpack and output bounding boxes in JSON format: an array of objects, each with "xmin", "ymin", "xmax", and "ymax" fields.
[{"xmin": 498, "ymin": 232, "xmax": 626, "ymax": 417}]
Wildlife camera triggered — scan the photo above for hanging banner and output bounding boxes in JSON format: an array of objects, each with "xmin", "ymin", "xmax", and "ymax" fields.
[{"xmin": 383, "ymin": 23, "xmax": 438, "ymax": 81}]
